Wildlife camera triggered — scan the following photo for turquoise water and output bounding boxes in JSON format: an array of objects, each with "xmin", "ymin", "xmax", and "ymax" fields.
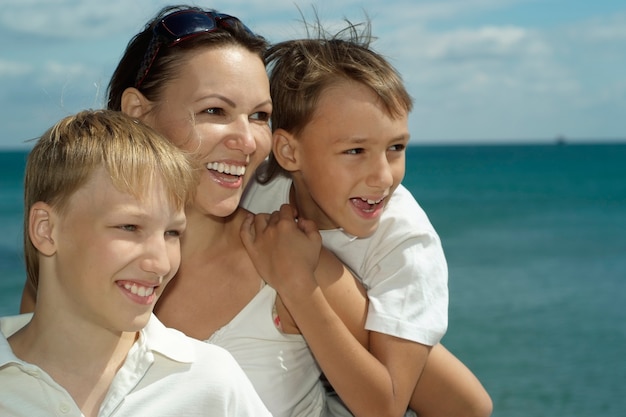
[
  {"xmin": 1, "ymin": 144, "xmax": 625, "ymax": 416},
  {"xmin": 0, "ymin": 150, "xmax": 27, "ymax": 314}
]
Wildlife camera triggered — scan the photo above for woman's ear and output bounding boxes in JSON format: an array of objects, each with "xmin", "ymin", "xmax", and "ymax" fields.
[
  {"xmin": 121, "ymin": 87, "xmax": 152, "ymax": 118},
  {"xmin": 273, "ymin": 129, "xmax": 300, "ymax": 172},
  {"xmin": 29, "ymin": 202, "xmax": 56, "ymax": 256}
]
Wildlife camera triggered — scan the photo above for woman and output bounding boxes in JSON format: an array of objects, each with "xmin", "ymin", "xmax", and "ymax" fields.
[{"xmin": 109, "ymin": 5, "xmax": 371, "ymax": 417}]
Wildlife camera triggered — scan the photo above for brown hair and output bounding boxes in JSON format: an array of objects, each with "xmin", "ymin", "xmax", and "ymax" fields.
[
  {"xmin": 258, "ymin": 20, "xmax": 413, "ymax": 182},
  {"xmin": 106, "ymin": 4, "xmax": 268, "ymax": 111}
]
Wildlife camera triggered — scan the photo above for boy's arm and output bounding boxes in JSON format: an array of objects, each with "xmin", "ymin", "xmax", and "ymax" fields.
[
  {"xmin": 411, "ymin": 343, "xmax": 493, "ymax": 417},
  {"xmin": 314, "ymin": 248, "xmax": 370, "ymax": 349},
  {"xmin": 241, "ymin": 204, "xmax": 428, "ymax": 417},
  {"xmin": 289, "ymin": 285, "xmax": 429, "ymax": 417}
]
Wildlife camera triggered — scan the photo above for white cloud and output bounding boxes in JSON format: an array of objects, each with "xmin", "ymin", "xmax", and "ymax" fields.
[
  {"xmin": 413, "ymin": 26, "xmax": 547, "ymax": 62},
  {"xmin": 0, "ymin": 0, "xmax": 624, "ymax": 147}
]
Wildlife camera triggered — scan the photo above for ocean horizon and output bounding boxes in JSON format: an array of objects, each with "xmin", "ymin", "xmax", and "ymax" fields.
[{"xmin": 1, "ymin": 143, "xmax": 625, "ymax": 416}]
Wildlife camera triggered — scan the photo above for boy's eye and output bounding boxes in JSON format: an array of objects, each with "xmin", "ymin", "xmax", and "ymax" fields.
[
  {"xmin": 345, "ymin": 148, "xmax": 364, "ymax": 155},
  {"xmin": 165, "ymin": 229, "xmax": 182, "ymax": 238},
  {"xmin": 389, "ymin": 144, "xmax": 406, "ymax": 152},
  {"xmin": 119, "ymin": 224, "xmax": 137, "ymax": 232}
]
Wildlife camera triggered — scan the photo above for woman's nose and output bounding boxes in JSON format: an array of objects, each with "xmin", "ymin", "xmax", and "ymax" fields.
[{"xmin": 226, "ymin": 117, "xmax": 257, "ymax": 154}]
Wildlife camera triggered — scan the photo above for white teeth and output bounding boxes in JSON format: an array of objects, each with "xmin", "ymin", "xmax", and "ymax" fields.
[
  {"xmin": 362, "ymin": 197, "xmax": 383, "ymax": 205},
  {"xmin": 206, "ymin": 162, "xmax": 246, "ymax": 176},
  {"xmin": 123, "ymin": 283, "xmax": 155, "ymax": 297}
]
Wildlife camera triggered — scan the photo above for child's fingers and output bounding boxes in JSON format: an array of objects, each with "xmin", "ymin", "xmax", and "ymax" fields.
[
  {"xmin": 267, "ymin": 210, "xmax": 283, "ymax": 227},
  {"xmin": 277, "ymin": 203, "xmax": 297, "ymax": 221},
  {"xmin": 296, "ymin": 218, "xmax": 322, "ymax": 244},
  {"xmin": 295, "ymin": 217, "xmax": 316, "ymax": 233},
  {"xmin": 240, "ymin": 212, "xmax": 257, "ymax": 244},
  {"xmin": 240, "ymin": 212, "xmax": 271, "ymax": 244}
]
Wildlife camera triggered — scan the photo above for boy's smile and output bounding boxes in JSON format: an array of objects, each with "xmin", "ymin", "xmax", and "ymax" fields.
[
  {"xmin": 350, "ymin": 195, "xmax": 388, "ymax": 218},
  {"xmin": 118, "ymin": 279, "xmax": 160, "ymax": 305},
  {"xmin": 289, "ymin": 80, "xmax": 409, "ymax": 238}
]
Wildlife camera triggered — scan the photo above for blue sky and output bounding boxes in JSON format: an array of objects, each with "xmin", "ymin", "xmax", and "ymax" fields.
[{"xmin": 1, "ymin": 0, "xmax": 625, "ymax": 149}]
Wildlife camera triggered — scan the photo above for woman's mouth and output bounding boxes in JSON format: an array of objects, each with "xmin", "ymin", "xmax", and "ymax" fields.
[{"xmin": 206, "ymin": 162, "xmax": 246, "ymax": 176}]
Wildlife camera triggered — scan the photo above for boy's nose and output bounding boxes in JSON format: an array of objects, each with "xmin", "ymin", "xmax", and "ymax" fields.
[
  {"xmin": 140, "ymin": 236, "xmax": 173, "ymax": 278},
  {"xmin": 367, "ymin": 156, "xmax": 394, "ymax": 189}
]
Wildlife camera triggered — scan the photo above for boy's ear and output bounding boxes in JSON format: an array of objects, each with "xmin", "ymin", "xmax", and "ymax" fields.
[
  {"xmin": 273, "ymin": 129, "xmax": 300, "ymax": 172},
  {"xmin": 29, "ymin": 202, "xmax": 56, "ymax": 256},
  {"xmin": 121, "ymin": 87, "xmax": 152, "ymax": 118}
]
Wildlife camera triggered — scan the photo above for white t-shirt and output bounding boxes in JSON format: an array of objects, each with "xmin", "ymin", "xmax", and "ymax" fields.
[
  {"xmin": 0, "ymin": 313, "xmax": 271, "ymax": 417},
  {"xmin": 242, "ymin": 175, "xmax": 448, "ymax": 346}
]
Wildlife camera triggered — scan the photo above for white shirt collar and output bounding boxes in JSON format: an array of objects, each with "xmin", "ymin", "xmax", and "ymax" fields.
[{"xmin": 0, "ymin": 313, "xmax": 196, "ymax": 366}]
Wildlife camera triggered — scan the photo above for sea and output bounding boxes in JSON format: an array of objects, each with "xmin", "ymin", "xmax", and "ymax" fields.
[{"xmin": 1, "ymin": 143, "xmax": 625, "ymax": 417}]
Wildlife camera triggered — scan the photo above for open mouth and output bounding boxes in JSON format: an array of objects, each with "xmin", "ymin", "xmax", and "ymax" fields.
[
  {"xmin": 206, "ymin": 162, "xmax": 246, "ymax": 176},
  {"xmin": 350, "ymin": 196, "xmax": 385, "ymax": 213},
  {"xmin": 122, "ymin": 282, "xmax": 155, "ymax": 298}
]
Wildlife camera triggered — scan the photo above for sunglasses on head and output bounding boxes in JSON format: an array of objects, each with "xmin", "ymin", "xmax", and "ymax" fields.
[{"xmin": 134, "ymin": 9, "xmax": 254, "ymax": 88}]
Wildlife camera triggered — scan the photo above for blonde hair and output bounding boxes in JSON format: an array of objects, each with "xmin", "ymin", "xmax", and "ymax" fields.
[{"xmin": 24, "ymin": 109, "xmax": 198, "ymax": 289}]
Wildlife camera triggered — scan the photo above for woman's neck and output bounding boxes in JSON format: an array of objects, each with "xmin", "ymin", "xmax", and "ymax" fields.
[{"xmin": 182, "ymin": 206, "xmax": 246, "ymax": 252}]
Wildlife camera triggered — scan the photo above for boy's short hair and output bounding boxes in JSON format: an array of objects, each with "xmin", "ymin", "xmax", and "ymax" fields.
[
  {"xmin": 23, "ymin": 109, "xmax": 198, "ymax": 290},
  {"xmin": 259, "ymin": 20, "xmax": 413, "ymax": 182}
]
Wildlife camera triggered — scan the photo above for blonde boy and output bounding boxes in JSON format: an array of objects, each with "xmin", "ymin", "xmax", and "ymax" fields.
[{"xmin": 0, "ymin": 110, "xmax": 271, "ymax": 417}]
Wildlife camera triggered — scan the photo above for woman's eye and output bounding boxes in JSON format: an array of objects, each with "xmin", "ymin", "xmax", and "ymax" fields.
[
  {"xmin": 204, "ymin": 108, "xmax": 225, "ymax": 116},
  {"xmin": 250, "ymin": 111, "xmax": 270, "ymax": 122},
  {"xmin": 389, "ymin": 144, "xmax": 406, "ymax": 152}
]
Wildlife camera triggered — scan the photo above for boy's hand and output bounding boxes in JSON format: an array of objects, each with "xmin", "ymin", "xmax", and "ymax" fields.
[{"xmin": 240, "ymin": 204, "xmax": 322, "ymax": 294}]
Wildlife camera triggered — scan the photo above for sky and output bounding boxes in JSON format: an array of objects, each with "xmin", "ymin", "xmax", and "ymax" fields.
[{"xmin": 1, "ymin": 0, "xmax": 625, "ymax": 149}]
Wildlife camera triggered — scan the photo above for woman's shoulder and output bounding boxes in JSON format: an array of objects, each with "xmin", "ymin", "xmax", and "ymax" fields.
[{"xmin": 241, "ymin": 174, "xmax": 291, "ymax": 214}]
